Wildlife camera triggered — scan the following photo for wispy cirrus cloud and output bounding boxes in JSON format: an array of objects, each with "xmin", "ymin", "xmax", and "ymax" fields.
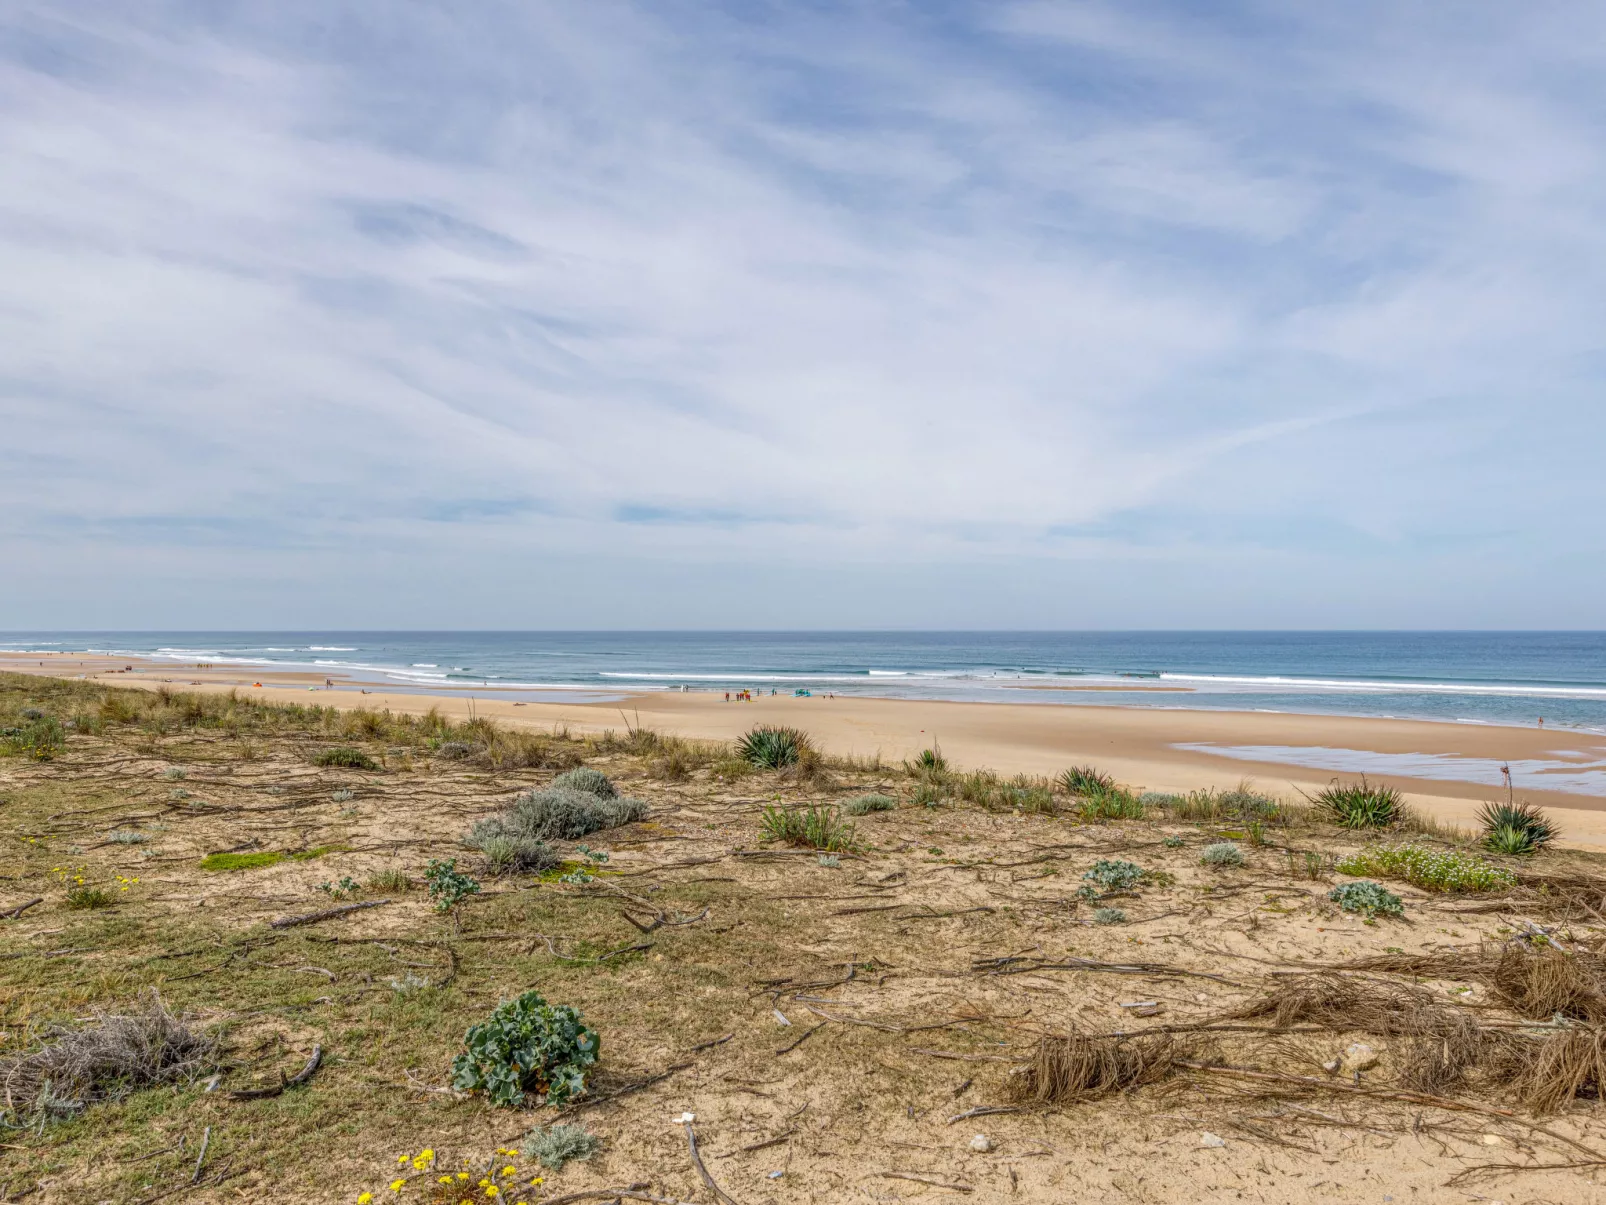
[{"xmin": 1, "ymin": 1, "xmax": 1603, "ymax": 627}]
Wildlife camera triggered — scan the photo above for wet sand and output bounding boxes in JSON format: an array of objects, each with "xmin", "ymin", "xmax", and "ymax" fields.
[{"xmin": 8, "ymin": 649, "xmax": 1606, "ymax": 847}]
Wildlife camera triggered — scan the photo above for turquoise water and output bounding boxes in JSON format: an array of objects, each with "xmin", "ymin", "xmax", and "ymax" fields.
[{"xmin": 4, "ymin": 631, "xmax": 1605, "ymax": 731}]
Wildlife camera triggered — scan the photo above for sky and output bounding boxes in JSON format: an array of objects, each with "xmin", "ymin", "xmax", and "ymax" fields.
[{"xmin": 3, "ymin": 1, "xmax": 1604, "ymax": 629}]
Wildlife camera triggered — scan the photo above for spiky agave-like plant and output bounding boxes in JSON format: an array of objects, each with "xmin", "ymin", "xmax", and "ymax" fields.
[
  {"xmin": 738, "ymin": 726, "xmax": 811, "ymax": 769},
  {"xmin": 1313, "ymin": 777, "xmax": 1405, "ymax": 829},
  {"xmin": 1478, "ymin": 801, "xmax": 1557, "ymax": 855}
]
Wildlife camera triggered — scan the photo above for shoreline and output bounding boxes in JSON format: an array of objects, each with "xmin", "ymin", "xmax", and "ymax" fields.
[{"xmin": 8, "ymin": 649, "xmax": 1606, "ymax": 848}]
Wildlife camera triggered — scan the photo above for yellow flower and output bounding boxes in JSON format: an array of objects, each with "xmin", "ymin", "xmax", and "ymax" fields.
[
  {"xmin": 457, "ymin": 1172, "xmax": 470, "ymax": 1181},
  {"xmin": 359, "ymin": 1195, "xmax": 373, "ymax": 1204},
  {"xmin": 485, "ymin": 1190, "xmax": 499, "ymax": 1200},
  {"xmin": 439, "ymin": 1176, "xmax": 453, "ymax": 1185},
  {"xmin": 478, "ymin": 1180, "xmax": 490, "ymax": 1189},
  {"xmin": 501, "ymin": 1166, "xmax": 516, "ymax": 1177},
  {"xmin": 389, "ymin": 1179, "xmax": 406, "ymax": 1192},
  {"xmin": 528, "ymin": 1179, "xmax": 543, "ymax": 1187},
  {"xmin": 398, "ymin": 1155, "xmax": 410, "ymax": 1165}
]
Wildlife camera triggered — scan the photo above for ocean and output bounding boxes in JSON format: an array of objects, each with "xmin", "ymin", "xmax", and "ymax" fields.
[{"xmin": 3, "ymin": 631, "xmax": 1606, "ymax": 732}]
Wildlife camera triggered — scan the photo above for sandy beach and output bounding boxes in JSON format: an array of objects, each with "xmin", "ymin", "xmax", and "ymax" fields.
[{"xmin": 8, "ymin": 648, "xmax": 1606, "ymax": 847}]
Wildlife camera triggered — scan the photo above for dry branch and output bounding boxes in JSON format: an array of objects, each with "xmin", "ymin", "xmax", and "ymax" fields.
[
  {"xmin": 226, "ymin": 1045, "xmax": 322, "ymax": 1101},
  {"xmin": 878, "ymin": 1171, "xmax": 973, "ymax": 1192},
  {"xmin": 268, "ymin": 900, "xmax": 389, "ymax": 929},
  {"xmin": 684, "ymin": 1120, "xmax": 742, "ymax": 1205}
]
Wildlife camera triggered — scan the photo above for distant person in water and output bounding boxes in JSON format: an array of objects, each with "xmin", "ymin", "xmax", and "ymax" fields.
[
  {"xmin": 1538, "ymin": 717, "xmax": 1544, "ymax": 727},
  {"xmin": 725, "ymin": 692, "xmax": 730, "ymax": 702}
]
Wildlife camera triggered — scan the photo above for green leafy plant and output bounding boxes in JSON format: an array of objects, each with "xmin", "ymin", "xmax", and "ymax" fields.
[
  {"xmin": 0, "ymin": 715, "xmax": 66, "ymax": 761},
  {"xmin": 1334, "ymin": 845, "xmax": 1514, "ymax": 893},
  {"xmin": 424, "ymin": 858, "xmax": 481, "ymax": 913},
  {"xmin": 1200, "ymin": 842, "xmax": 1245, "ymax": 868},
  {"xmin": 912, "ymin": 782, "xmax": 945, "ymax": 808},
  {"xmin": 161, "ymin": 767, "xmax": 186, "ymax": 781},
  {"xmin": 65, "ymin": 884, "xmax": 114, "ymax": 910},
  {"xmin": 451, "ymin": 991, "xmax": 600, "ymax": 1108},
  {"xmin": 1082, "ymin": 859, "xmax": 1146, "ymax": 892},
  {"xmin": 738, "ymin": 726, "xmax": 812, "ymax": 769},
  {"xmin": 105, "ymin": 829, "xmax": 147, "ymax": 845},
  {"xmin": 843, "ymin": 793, "xmax": 897, "ymax": 816},
  {"xmin": 1477, "ymin": 801, "xmax": 1556, "ymax": 856},
  {"xmin": 1092, "ymin": 907, "xmax": 1127, "ymax": 925},
  {"xmin": 908, "ymin": 747, "xmax": 948, "ymax": 773},
  {"xmin": 330, "ymin": 788, "xmax": 354, "ymax": 803},
  {"xmin": 1329, "ymin": 880, "xmax": 1404, "ymax": 918},
  {"xmin": 318, "ymin": 876, "xmax": 360, "ymax": 900},
  {"xmin": 1162, "ymin": 835, "xmax": 1185, "ymax": 849},
  {"xmin": 523, "ymin": 1123, "xmax": 602, "ymax": 1171},
  {"xmin": 1313, "ymin": 777, "xmax": 1404, "ymax": 829},
  {"xmin": 760, "ymin": 804, "xmax": 864, "ymax": 853},
  {"xmin": 312, "ymin": 746, "xmax": 380, "ymax": 770},
  {"xmin": 557, "ymin": 845, "xmax": 611, "ymax": 884},
  {"xmin": 552, "ymin": 767, "xmax": 617, "ymax": 798}
]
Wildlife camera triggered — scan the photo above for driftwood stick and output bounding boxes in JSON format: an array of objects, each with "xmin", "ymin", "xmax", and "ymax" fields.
[
  {"xmin": 269, "ymin": 900, "xmax": 389, "ymax": 929},
  {"xmin": 878, "ymin": 1171, "xmax": 973, "ymax": 1192},
  {"xmin": 685, "ymin": 1121, "xmax": 742, "ymax": 1205},
  {"xmin": 541, "ymin": 1185, "xmax": 691, "ymax": 1205},
  {"xmin": 715, "ymin": 1129, "xmax": 797, "ymax": 1159},
  {"xmin": 227, "ymin": 1046, "xmax": 323, "ymax": 1100},
  {"xmin": 557, "ymin": 1062, "xmax": 693, "ymax": 1116},
  {"xmin": 0, "ymin": 898, "xmax": 43, "ymax": 920},
  {"xmin": 190, "ymin": 1126, "xmax": 211, "ymax": 1184},
  {"xmin": 947, "ymin": 1105, "xmax": 1023, "ymax": 1124},
  {"xmin": 775, "ymin": 1022, "xmax": 826, "ymax": 1056}
]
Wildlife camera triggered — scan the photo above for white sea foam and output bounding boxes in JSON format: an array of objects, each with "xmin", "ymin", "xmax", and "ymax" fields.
[{"xmin": 1160, "ymin": 672, "xmax": 1606, "ymax": 699}]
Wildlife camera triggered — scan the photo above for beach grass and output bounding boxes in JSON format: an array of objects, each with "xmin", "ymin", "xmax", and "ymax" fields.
[{"xmin": 3, "ymin": 667, "xmax": 1601, "ymax": 1202}]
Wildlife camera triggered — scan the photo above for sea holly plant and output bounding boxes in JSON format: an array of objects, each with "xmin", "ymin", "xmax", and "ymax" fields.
[
  {"xmin": 451, "ymin": 990, "xmax": 600, "ymax": 1108},
  {"xmin": 1329, "ymin": 880, "xmax": 1405, "ymax": 919},
  {"xmin": 424, "ymin": 858, "xmax": 481, "ymax": 913},
  {"xmin": 558, "ymin": 844, "xmax": 610, "ymax": 885}
]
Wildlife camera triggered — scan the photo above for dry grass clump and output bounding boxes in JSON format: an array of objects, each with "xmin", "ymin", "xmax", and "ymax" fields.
[
  {"xmin": 759, "ymin": 803, "xmax": 865, "ymax": 853},
  {"xmin": 0, "ymin": 992, "xmax": 213, "ymax": 1123},
  {"xmin": 1489, "ymin": 945, "xmax": 1606, "ymax": 1023},
  {"xmin": 1343, "ymin": 944, "xmax": 1606, "ymax": 1024},
  {"xmin": 1221, "ymin": 972, "xmax": 1484, "ymax": 1093},
  {"xmin": 1516, "ymin": 871, "xmax": 1606, "ymax": 920},
  {"xmin": 1494, "ymin": 1027, "xmax": 1606, "ymax": 1114},
  {"xmin": 1012, "ymin": 1031, "xmax": 1180, "ymax": 1103}
]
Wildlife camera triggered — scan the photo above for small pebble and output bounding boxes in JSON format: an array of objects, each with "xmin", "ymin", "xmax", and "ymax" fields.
[
  {"xmin": 1481, "ymin": 1133, "xmax": 1502, "ymax": 1146},
  {"xmin": 968, "ymin": 1134, "xmax": 993, "ymax": 1152},
  {"xmin": 1200, "ymin": 1132, "xmax": 1226, "ymax": 1148}
]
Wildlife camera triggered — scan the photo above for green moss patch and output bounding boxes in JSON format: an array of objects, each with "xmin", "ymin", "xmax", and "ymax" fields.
[{"xmin": 200, "ymin": 851, "xmax": 287, "ymax": 872}]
